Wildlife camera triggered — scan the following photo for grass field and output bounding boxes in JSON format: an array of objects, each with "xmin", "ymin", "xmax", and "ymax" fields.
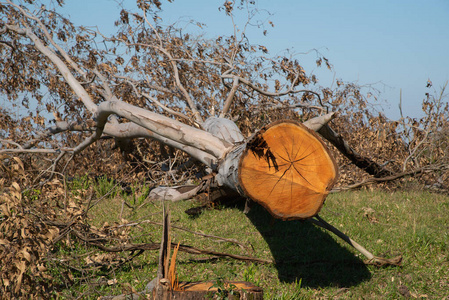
[{"xmin": 56, "ymin": 182, "xmax": 449, "ymax": 299}]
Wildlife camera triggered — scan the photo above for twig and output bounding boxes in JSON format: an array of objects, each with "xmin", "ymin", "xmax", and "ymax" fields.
[
  {"xmin": 0, "ymin": 148, "xmax": 66, "ymax": 154},
  {"xmin": 0, "ymin": 139, "xmax": 24, "ymax": 149},
  {"xmin": 221, "ymin": 73, "xmax": 323, "ymax": 100}
]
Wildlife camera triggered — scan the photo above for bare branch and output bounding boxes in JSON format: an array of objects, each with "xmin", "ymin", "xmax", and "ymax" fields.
[
  {"xmin": 0, "ymin": 148, "xmax": 63, "ymax": 154},
  {"xmin": 220, "ymin": 77, "xmax": 239, "ymax": 118},
  {"xmin": 309, "ymin": 215, "xmax": 402, "ymax": 266},
  {"xmin": 95, "ymin": 100, "xmax": 231, "ymax": 160},
  {"xmin": 158, "ymin": 46, "xmax": 203, "ymax": 125},
  {"xmin": 121, "ymin": 13, "xmax": 203, "ymax": 125},
  {"xmin": 4, "ymin": 23, "xmax": 97, "ymax": 113},
  {"xmin": 302, "ymin": 112, "xmax": 336, "ymax": 132},
  {"xmin": 105, "ymin": 122, "xmax": 217, "ymax": 167},
  {"xmin": 318, "ymin": 124, "xmax": 393, "ymax": 178},
  {"xmin": 141, "ymin": 92, "xmax": 192, "ymax": 123},
  {"xmin": 221, "ymin": 73, "xmax": 323, "ymax": 101},
  {"xmin": 118, "ymin": 75, "xmax": 192, "ymax": 123},
  {"xmin": 93, "ymin": 69, "xmax": 114, "ymax": 100},
  {"xmin": 21, "ymin": 121, "xmax": 95, "ymax": 149},
  {"xmin": 69, "ymin": 227, "xmax": 272, "ymax": 264},
  {"xmin": 0, "ymin": 139, "xmax": 23, "ymax": 149}
]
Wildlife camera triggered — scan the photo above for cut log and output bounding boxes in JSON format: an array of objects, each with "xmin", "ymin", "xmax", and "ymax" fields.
[
  {"xmin": 148, "ymin": 114, "xmax": 337, "ymax": 220},
  {"xmin": 154, "ymin": 281, "xmax": 263, "ymax": 300},
  {"xmin": 214, "ymin": 117, "xmax": 338, "ymax": 220},
  {"xmin": 238, "ymin": 120, "xmax": 338, "ymax": 220}
]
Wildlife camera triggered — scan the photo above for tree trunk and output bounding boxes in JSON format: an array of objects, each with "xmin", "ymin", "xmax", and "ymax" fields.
[
  {"xmin": 94, "ymin": 100, "xmax": 337, "ymax": 220},
  {"xmin": 214, "ymin": 116, "xmax": 338, "ymax": 220},
  {"xmin": 154, "ymin": 281, "xmax": 263, "ymax": 300}
]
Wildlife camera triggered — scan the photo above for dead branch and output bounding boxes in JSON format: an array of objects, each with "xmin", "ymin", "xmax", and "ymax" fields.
[
  {"xmin": 115, "ymin": 15, "xmax": 203, "ymax": 126},
  {"xmin": 70, "ymin": 229, "xmax": 270, "ymax": 264},
  {"xmin": 332, "ymin": 164, "xmax": 446, "ymax": 192},
  {"xmin": 21, "ymin": 120, "xmax": 95, "ymax": 150},
  {"xmin": 302, "ymin": 112, "xmax": 336, "ymax": 132},
  {"xmin": 148, "ymin": 185, "xmax": 204, "ymax": 202},
  {"xmin": 221, "ymin": 73, "xmax": 323, "ymax": 99},
  {"xmin": 125, "ymin": 219, "xmax": 252, "ymax": 253},
  {"xmin": 122, "ymin": 77, "xmax": 191, "ymax": 123},
  {"xmin": 318, "ymin": 124, "xmax": 393, "ymax": 178},
  {"xmin": 94, "ymin": 100, "xmax": 231, "ymax": 159},
  {"xmin": 0, "ymin": 147, "xmax": 68, "ymax": 155},
  {"xmin": 220, "ymin": 77, "xmax": 240, "ymax": 117},
  {"xmin": 6, "ymin": 0, "xmax": 88, "ymax": 80},
  {"xmin": 309, "ymin": 215, "xmax": 402, "ymax": 267}
]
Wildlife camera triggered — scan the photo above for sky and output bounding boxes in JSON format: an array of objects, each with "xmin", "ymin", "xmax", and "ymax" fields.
[{"xmin": 57, "ymin": 0, "xmax": 449, "ymax": 120}]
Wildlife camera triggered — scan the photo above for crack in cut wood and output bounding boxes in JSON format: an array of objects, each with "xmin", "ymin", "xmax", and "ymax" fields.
[{"xmin": 248, "ymin": 135, "xmax": 279, "ymax": 172}]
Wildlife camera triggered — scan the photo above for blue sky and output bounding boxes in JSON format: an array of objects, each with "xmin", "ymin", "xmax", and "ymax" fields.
[{"xmin": 59, "ymin": 0, "xmax": 449, "ymax": 119}]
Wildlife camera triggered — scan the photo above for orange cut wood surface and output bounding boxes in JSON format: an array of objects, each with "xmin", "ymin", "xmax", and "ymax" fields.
[
  {"xmin": 153, "ymin": 281, "xmax": 263, "ymax": 299},
  {"xmin": 238, "ymin": 120, "xmax": 338, "ymax": 220}
]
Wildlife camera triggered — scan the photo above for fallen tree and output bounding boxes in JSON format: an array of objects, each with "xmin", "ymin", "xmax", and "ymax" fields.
[
  {"xmin": 0, "ymin": 0, "xmax": 344, "ymax": 217},
  {"xmin": 2, "ymin": 0, "xmax": 446, "ymax": 196},
  {"xmin": 2, "ymin": 2, "xmax": 449, "ymax": 297}
]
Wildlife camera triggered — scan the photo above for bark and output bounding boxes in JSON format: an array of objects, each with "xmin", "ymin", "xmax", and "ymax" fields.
[
  {"xmin": 203, "ymin": 117, "xmax": 245, "ymax": 144},
  {"xmin": 104, "ymin": 122, "xmax": 217, "ymax": 167},
  {"xmin": 96, "ymin": 100, "xmax": 232, "ymax": 159}
]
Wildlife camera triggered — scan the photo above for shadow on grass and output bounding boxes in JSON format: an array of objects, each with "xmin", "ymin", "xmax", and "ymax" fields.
[{"xmin": 245, "ymin": 203, "xmax": 372, "ymax": 288}]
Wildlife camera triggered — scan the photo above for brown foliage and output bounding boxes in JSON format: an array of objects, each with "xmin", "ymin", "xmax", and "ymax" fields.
[
  {"xmin": 0, "ymin": 157, "xmax": 59, "ymax": 298},
  {"xmin": 1, "ymin": 0, "xmax": 447, "ymax": 189}
]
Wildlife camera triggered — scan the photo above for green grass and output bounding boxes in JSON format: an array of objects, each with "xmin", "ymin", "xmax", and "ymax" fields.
[{"xmin": 54, "ymin": 186, "xmax": 449, "ymax": 299}]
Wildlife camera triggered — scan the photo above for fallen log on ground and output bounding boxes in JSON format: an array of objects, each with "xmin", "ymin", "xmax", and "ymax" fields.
[
  {"xmin": 153, "ymin": 113, "xmax": 339, "ymax": 220},
  {"xmin": 219, "ymin": 119, "xmax": 338, "ymax": 220}
]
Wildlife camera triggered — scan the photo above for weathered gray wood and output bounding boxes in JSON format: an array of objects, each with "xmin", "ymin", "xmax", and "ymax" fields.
[
  {"xmin": 203, "ymin": 117, "xmax": 245, "ymax": 144},
  {"xmin": 96, "ymin": 101, "xmax": 233, "ymax": 159},
  {"xmin": 149, "ymin": 185, "xmax": 203, "ymax": 202}
]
